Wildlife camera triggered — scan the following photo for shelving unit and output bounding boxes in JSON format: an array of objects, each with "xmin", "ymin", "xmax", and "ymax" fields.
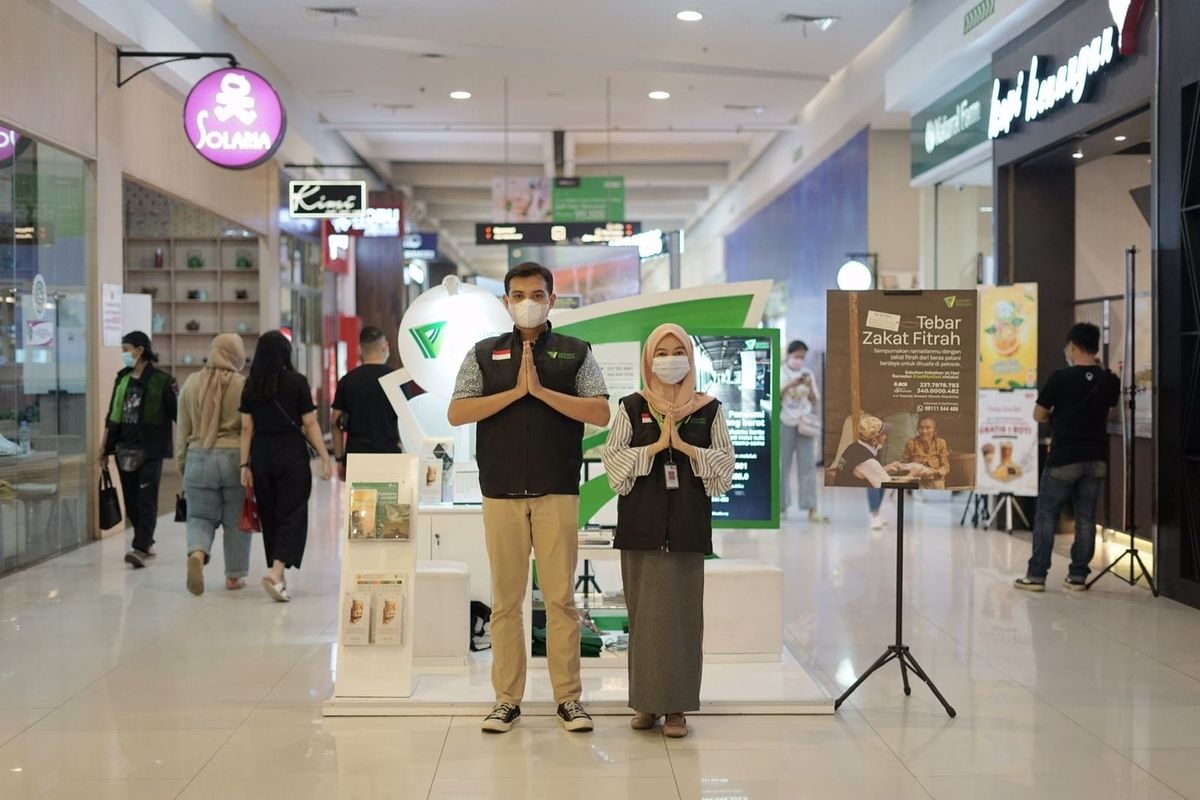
[{"xmin": 123, "ymin": 236, "xmax": 262, "ymax": 379}]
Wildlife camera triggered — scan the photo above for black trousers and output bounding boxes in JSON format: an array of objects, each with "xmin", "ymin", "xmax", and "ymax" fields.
[
  {"xmin": 119, "ymin": 457, "xmax": 163, "ymax": 554},
  {"xmin": 251, "ymin": 436, "xmax": 312, "ymax": 570}
]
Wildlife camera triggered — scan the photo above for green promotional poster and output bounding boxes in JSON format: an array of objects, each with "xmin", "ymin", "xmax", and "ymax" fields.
[{"xmin": 552, "ymin": 176, "xmax": 625, "ymax": 222}]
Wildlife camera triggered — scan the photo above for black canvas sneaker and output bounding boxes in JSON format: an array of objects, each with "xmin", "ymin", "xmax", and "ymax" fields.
[
  {"xmin": 1013, "ymin": 577, "xmax": 1046, "ymax": 592},
  {"xmin": 556, "ymin": 700, "xmax": 594, "ymax": 732},
  {"xmin": 1063, "ymin": 576, "xmax": 1089, "ymax": 592},
  {"xmin": 481, "ymin": 702, "xmax": 521, "ymax": 733}
]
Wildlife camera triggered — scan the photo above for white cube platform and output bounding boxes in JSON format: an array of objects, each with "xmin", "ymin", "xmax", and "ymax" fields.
[{"xmin": 323, "ymin": 647, "xmax": 833, "ymax": 716}]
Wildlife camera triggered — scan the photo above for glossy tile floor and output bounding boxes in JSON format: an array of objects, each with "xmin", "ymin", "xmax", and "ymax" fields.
[{"xmin": 1, "ymin": 483, "xmax": 1199, "ymax": 799}]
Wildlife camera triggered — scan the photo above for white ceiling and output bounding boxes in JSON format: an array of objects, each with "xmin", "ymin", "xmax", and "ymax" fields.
[{"xmin": 215, "ymin": 0, "xmax": 913, "ymax": 276}]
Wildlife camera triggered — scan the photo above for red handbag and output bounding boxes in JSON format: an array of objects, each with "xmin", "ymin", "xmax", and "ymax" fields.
[{"xmin": 239, "ymin": 487, "xmax": 262, "ymax": 533}]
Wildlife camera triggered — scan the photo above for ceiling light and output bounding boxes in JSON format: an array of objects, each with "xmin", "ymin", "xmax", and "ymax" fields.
[
  {"xmin": 449, "ymin": 90, "xmax": 472, "ymax": 100},
  {"xmin": 1072, "ymin": 149, "xmax": 1084, "ymax": 159},
  {"xmin": 979, "ymin": 206, "xmax": 994, "ymax": 213},
  {"xmin": 780, "ymin": 13, "xmax": 839, "ymax": 31},
  {"xmin": 1114, "ymin": 135, "xmax": 1128, "ymax": 142},
  {"xmin": 676, "ymin": 10, "xmax": 703, "ymax": 22},
  {"xmin": 648, "ymin": 90, "xmax": 671, "ymax": 100}
]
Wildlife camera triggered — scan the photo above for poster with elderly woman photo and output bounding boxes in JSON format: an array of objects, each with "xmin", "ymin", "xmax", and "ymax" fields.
[{"xmin": 824, "ymin": 290, "xmax": 979, "ymax": 491}]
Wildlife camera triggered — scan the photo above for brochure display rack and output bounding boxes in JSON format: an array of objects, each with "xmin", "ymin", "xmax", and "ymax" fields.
[{"xmin": 326, "ymin": 453, "xmax": 420, "ymax": 707}]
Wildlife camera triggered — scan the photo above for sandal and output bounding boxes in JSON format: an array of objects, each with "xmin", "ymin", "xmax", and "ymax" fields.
[
  {"xmin": 261, "ymin": 575, "xmax": 290, "ymax": 602},
  {"xmin": 225, "ymin": 577, "xmax": 246, "ymax": 591}
]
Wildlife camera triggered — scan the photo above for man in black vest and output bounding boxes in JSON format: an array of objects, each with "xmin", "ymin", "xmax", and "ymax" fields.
[{"xmin": 448, "ymin": 262, "xmax": 610, "ymax": 734}]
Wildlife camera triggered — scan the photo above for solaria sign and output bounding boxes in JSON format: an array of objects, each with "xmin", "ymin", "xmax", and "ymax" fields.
[
  {"xmin": 987, "ymin": 0, "xmax": 1146, "ymax": 140},
  {"xmin": 183, "ymin": 68, "xmax": 286, "ymax": 170}
]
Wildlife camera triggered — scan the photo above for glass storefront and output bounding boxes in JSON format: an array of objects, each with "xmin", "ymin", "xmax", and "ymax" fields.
[{"xmin": 0, "ymin": 125, "xmax": 93, "ymax": 575}]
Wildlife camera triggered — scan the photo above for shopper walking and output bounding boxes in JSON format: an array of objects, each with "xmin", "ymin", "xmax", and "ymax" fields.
[
  {"xmin": 102, "ymin": 331, "xmax": 178, "ymax": 569},
  {"xmin": 176, "ymin": 334, "xmax": 251, "ymax": 595},
  {"xmin": 1015, "ymin": 323, "xmax": 1120, "ymax": 592},
  {"xmin": 331, "ymin": 326, "xmax": 402, "ymax": 479},
  {"xmin": 448, "ymin": 262, "xmax": 610, "ymax": 735},
  {"xmin": 602, "ymin": 323, "xmax": 735, "ymax": 739},
  {"xmin": 239, "ymin": 331, "xmax": 332, "ymax": 602},
  {"xmin": 780, "ymin": 340, "xmax": 825, "ymax": 521}
]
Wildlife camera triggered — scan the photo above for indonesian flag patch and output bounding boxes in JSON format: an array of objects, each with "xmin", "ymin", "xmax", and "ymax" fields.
[
  {"xmin": 493, "ymin": 349, "xmax": 512, "ymax": 361},
  {"xmin": 641, "ymin": 413, "xmax": 653, "ymax": 424}
]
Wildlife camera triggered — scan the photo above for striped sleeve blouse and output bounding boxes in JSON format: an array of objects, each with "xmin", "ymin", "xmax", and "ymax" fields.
[{"xmin": 602, "ymin": 401, "xmax": 736, "ymax": 498}]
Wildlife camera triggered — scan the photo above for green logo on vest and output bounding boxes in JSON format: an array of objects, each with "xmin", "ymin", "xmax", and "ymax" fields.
[
  {"xmin": 546, "ymin": 351, "xmax": 576, "ymax": 360},
  {"xmin": 409, "ymin": 321, "xmax": 447, "ymax": 359}
]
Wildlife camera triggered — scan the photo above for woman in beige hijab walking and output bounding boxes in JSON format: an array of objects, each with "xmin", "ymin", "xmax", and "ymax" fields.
[{"xmin": 176, "ymin": 334, "xmax": 251, "ymax": 595}]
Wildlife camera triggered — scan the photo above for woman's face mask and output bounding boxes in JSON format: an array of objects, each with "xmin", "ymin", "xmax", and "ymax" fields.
[
  {"xmin": 652, "ymin": 355, "xmax": 691, "ymax": 385},
  {"xmin": 121, "ymin": 350, "xmax": 137, "ymax": 369},
  {"xmin": 788, "ymin": 355, "xmax": 806, "ymax": 370}
]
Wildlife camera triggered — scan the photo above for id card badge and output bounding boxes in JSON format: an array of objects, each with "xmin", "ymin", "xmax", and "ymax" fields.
[{"xmin": 664, "ymin": 462, "xmax": 680, "ymax": 490}]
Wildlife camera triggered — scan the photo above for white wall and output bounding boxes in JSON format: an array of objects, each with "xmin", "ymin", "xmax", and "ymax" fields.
[{"xmin": 868, "ymin": 130, "xmax": 921, "ymax": 276}]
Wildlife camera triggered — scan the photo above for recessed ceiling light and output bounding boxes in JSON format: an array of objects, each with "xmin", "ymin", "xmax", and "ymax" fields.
[
  {"xmin": 449, "ymin": 90, "xmax": 472, "ymax": 100},
  {"xmin": 676, "ymin": 10, "xmax": 703, "ymax": 22},
  {"xmin": 1114, "ymin": 135, "xmax": 1128, "ymax": 142},
  {"xmin": 979, "ymin": 206, "xmax": 994, "ymax": 213},
  {"xmin": 1072, "ymin": 149, "xmax": 1084, "ymax": 159},
  {"xmin": 648, "ymin": 90, "xmax": 671, "ymax": 100}
]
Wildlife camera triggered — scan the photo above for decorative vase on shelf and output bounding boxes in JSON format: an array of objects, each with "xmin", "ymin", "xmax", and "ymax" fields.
[
  {"xmin": 236, "ymin": 322, "xmax": 250, "ymax": 334},
  {"xmin": 235, "ymin": 289, "xmax": 249, "ymax": 300},
  {"xmin": 186, "ymin": 320, "xmax": 200, "ymax": 332},
  {"xmin": 235, "ymin": 251, "xmax": 254, "ymax": 269},
  {"xmin": 187, "ymin": 290, "xmax": 200, "ymax": 300},
  {"xmin": 186, "ymin": 251, "xmax": 204, "ymax": 269},
  {"xmin": 154, "ymin": 247, "xmax": 164, "ymax": 269},
  {"xmin": 152, "ymin": 314, "xmax": 166, "ymax": 334},
  {"xmin": 142, "ymin": 286, "xmax": 158, "ymax": 299}
]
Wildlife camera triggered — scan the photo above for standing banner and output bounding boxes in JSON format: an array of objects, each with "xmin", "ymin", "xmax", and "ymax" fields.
[
  {"xmin": 825, "ymin": 290, "xmax": 978, "ymax": 490},
  {"xmin": 978, "ymin": 283, "xmax": 1038, "ymax": 390},
  {"xmin": 976, "ymin": 389, "xmax": 1040, "ymax": 496}
]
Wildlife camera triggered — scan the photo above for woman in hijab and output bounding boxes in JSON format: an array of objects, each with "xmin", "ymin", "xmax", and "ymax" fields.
[
  {"xmin": 601, "ymin": 323, "xmax": 735, "ymax": 738},
  {"xmin": 176, "ymin": 334, "xmax": 251, "ymax": 595}
]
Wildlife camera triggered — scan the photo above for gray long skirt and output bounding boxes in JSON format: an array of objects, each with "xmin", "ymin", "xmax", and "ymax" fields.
[{"xmin": 620, "ymin": 548, "xmax": 704, "ymax": 714}]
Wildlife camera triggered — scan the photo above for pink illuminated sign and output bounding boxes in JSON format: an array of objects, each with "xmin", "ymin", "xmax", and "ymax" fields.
[
  {"xmin": 182, "ymin": 68, "xmax": 285, "ymax": 170},
  {"xmin": 0, "ymin": 128, "xmax": 21, "ymax": 165}
]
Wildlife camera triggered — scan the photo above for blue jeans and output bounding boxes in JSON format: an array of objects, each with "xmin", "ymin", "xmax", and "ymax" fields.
[
  {"xmin": 867, "ymin": 487, "xmax": 885, "ymax": 513},
  {"xmin": 184, "ymin": 448, "xmax": 251, "ymax": 579},
  {"xmin": 781, "ymin": 425, "xmax": 817, "ymax": 510},
  {"xmin": 1026, "ymin": 460, "xmax": 1106, "ymax": 581}
]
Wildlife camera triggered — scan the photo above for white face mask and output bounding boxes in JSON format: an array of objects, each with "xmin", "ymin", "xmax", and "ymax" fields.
[
  {"xmin": 652, "ymin": 355, "xmax": 691, "ymax": 385},
  {"xmin": 788, "ymin": 356, "xmax": 805, "ymax": 370},
  {"xmin": 1064, "ymin": 347, "xmax": 1074, "ymax": 367},
  {"xmin": 510, "ymin": 298, "xmax": 549, "ymax": 329},
  {"xmin": 121, "ymin": 351, "xmax": 137, "ymax": 369}
]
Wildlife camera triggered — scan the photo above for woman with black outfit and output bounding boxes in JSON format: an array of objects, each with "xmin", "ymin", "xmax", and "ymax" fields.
[
  {"xmin": 239, "ymin": 331, "xmax": 332, "ymax": 602},
  {"xmin": 102, "ymin": 331, "xmax": 177, "ymax": 569},
  {"xmin": 601, "ymin": 323, "xmax": 735, "ymax": 739}
]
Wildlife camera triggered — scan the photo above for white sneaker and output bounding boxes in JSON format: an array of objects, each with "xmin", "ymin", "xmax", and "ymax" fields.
[{"xmin": 870, "ymin": 514, "xmax": 884, "ymax": 530}]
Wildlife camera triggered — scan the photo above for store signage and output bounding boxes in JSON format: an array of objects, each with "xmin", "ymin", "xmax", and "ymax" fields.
[
  {"xmin": 987, "ymin": 24, "xmax": 1122, "ymax": 140},
  {"xmin": 963, "ymin": 0, "xmax": 995, "ymax": 35},
  {"xmin": 322, "ymin": 220, "xmax": 351, "ymax": 274},
  {"xmin": 912, "ymin": 68, "xmax": 992, "ymax": 178},
  {"xmin": 475, "ymin": 221, "xmax": 640, "ymax": 245},
  {"xmin": 183, "ymin": 68, "xmax": 286, "ymax": 170},
  {"xmin": 330, "ymin": 206, "xmax": 402, "ymax": 237},
  {"xmin": 31, "ymin": 274, "xmax": 47, "ymax": 320},
  {"xmin": 552, "ymin": 176, "xmax": 626, "ymax": 222},
  {"xmin": 403, "ymin": 232, "xmax": 438, "ymax": 260},
  {"xmin": 0, "ymin": 128, "xmax": 20, "ymax": 165},
  {"xmin": 289, "ymin": 181, "xmax": 367, "ymax": 218}
]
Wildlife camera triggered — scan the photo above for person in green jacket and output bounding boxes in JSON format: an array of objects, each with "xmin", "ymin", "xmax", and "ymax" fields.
[{"xmin": 101, "ymin": 331, "xmax": 178, "ymax": 568}]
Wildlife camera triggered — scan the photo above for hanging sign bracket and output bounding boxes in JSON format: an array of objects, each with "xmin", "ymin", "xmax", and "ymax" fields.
[{"xmin": 116, "ymin": 50, "xmax": 239, "ymax": 88}]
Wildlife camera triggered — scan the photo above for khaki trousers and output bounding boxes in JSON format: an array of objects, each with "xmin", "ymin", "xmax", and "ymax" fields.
[{"xmin": 482, "ymin": 494, "xmax": 581, "ymax": 705}]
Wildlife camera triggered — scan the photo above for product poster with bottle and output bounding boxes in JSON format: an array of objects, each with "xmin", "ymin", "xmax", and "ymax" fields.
[
  {"xmin": 975, "ymin": 389, "xmax": 1040, "ymax": 496},
  {"xmin": 825, "ymin": 290, "xmax": 978, "ymax": 490},
  {"xmin": 978, "ymin": 284, "xmax": 1038, "ymax": 390}
]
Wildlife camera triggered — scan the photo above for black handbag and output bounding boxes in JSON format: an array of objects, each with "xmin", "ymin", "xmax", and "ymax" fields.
[
  {"xmin": 175, "ymin": 492, "xmax": 187, "ymax": 522},
  {"xmin": 99, "ymin": 470, "xmax": 122, "ymax": 530}
]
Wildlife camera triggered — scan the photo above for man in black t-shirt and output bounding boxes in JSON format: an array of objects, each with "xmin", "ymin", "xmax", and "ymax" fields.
[
  {"xmin": 331, "ymin": 326, "xmax": 402, "ymax": 479},
  {"xmin": 1015, "ymin": 322, "xmax": 1121, "ymax": 593}
]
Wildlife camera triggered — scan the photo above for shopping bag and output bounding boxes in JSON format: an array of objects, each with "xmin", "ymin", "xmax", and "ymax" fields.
[
  {"xmin": 99, "ymin": 470, "xmax": 122, "ymax": 530},
  {"xmin": 239, "ymin": 487, "xmax": 261, "ymax": 533},
  {"xmin": 174, "ymin": 492, "xmax": 187, "ymax": 522}
]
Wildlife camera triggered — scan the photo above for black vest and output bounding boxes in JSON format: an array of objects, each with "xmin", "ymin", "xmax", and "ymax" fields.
[
  {"xmin": 614, "ymin": 394, "xmax": 719, "ymax": 554},
  {"xmin": 475, "ymin": 325, "xmax": 591, "ymax": 498},
  {"xmin": 834, "ymin": 441, "xmax": 876, "ymax": 487}
]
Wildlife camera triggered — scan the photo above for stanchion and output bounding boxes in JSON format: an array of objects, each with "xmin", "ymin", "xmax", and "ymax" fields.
[{"xmin": 835, "ymin": 483, "xmax": 957, "ymax": 717}]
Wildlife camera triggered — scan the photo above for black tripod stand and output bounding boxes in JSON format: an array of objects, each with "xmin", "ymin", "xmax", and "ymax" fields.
[
  {"xmin": 1087, "ymin": 246, "xmax": 1157, "ymax": 596},
  {"xmin": 835, "ymin": 484, "xmax": 957, "ymax": 717}
]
